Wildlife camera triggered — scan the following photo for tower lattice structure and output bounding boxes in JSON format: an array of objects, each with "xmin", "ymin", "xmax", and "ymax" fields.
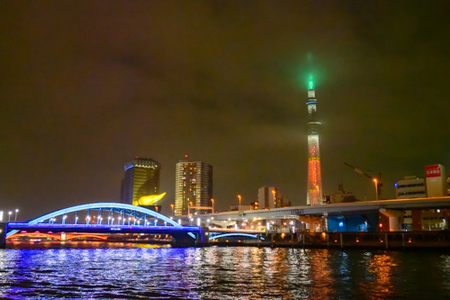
[{"xmin": 306, "ymin": 79, "xmax": 323, "ymax": 206}]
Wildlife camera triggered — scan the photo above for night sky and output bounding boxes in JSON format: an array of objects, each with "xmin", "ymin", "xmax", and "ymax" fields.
[{"xmin": 1, "ymin": 1, "xmax": 450, "ymax": 220}]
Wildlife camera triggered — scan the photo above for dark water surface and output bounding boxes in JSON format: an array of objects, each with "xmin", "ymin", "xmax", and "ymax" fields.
[{"xmin": 1, "ymin": 242, "xmax": 450, "ymax": 299}]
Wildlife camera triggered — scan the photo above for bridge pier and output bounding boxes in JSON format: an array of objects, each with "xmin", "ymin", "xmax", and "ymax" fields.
[
  {"xmin": 171, "ymin": 233, "xmax": 197, "ymax": 247},
  {"xmin": 196, "ymin": 227, "xmax": 209, "ymax": 247},
  {"xmin": 0, "ymin": 222, "xmax": 7, "ymax": 249},
  {"xmin": 171, "ymin": 227, "xmax": 209, "ymax": 248}
]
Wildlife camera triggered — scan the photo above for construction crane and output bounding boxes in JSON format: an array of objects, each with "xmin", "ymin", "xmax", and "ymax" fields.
[{"xmin": 343, "ymin": 162, "xmax": 383, "ymax": 200}]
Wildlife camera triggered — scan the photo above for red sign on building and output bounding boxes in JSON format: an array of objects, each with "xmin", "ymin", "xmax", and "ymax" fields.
[{"xmin": 425, "ymin": 164, "xmax": 442, "ymax": 178}]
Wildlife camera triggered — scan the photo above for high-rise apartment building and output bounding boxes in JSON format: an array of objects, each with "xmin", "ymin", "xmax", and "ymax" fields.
[
  {"xmin": 306, "ymin": 78, "xmax": 324, "ymax": 206},
  {"xmin": 257, "ymin": 187, "xmax": 279, "ymax": 209},
  {"xmin": 257, "ymin": 186, "xmax": 290, "ymax": 209},
  {"xmin": 175, "ymin": 159, "xmax": 213, "ymax": 216},
  {"xmin": 121, "ymin": 157, "xmax": 161, "ymax": 206}
]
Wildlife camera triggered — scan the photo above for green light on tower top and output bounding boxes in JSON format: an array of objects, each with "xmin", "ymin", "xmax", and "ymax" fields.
[{"xmin": 308, "ymin": 79, "xmax": 314, "ymax": 90}]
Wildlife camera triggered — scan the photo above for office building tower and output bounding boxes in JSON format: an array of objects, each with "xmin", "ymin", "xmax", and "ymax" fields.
[
  {"xmin": 257, "ymin": 187, "xmax": 279, "ymax": 209},
  {"xmin": 175, "ymin": 159, "xmax": 213, "ymax": 216},
  {"xmin": 306, "ymin": 78, "xmax": 324, "ymax": 206},
  {"xmin": 395, "ymin": 176, "xmax": 426, "ymax": 199},
  {"xmin": 120, "ymin": 157, "xmax": 162, "ymax": 206}
]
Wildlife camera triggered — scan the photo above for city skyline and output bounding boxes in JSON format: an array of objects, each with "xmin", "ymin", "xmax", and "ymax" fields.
[{"xmin": 1, "ymin": 2, "xmax": 450, "ymax": 220}]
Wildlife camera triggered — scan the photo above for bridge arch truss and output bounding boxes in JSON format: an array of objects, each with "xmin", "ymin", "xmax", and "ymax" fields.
[{"xmin": 7, "ymin": 202, "xmax": 181, "ymax": 237}]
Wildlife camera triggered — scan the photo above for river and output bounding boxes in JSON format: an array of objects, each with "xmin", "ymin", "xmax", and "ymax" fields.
[{"xmin": 1, "ymin": 242, "xmax": 449, "ymax": 299}]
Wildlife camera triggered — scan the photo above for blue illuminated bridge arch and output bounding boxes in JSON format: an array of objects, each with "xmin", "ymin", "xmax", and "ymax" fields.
[
  {"xmin": 4, "ymin": 202, "xmax": 263, "ymax": 244},
  {"xmin": 209, "ymin": 233, "xmax": 264, "ymax": 240},
  {"xmin": 6, "ymin": 202, "xmax": 181, "ymax": 237}
]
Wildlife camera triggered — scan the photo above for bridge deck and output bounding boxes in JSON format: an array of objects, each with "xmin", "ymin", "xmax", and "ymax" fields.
[{"xmin": 7, "ymin": 223, "xmax": 202, "ymax": 234}]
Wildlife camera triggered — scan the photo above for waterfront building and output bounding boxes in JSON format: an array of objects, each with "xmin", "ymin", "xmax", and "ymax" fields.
[
  {"xmin": 395, "ymin": 176, "xmax": 426, "ymax": 199},
  {"xmin": 120, "ymin": 157, "xmax": 164, "ymax": 208},
  {"xmin": 306, "ymin": 78, "xmax": 323, "ymax": 205},
  {"xmin": 425, "ymin": 164, "xmax": 447, "ymax": 197},
  {"xmin": 175, "ymin": 159, "xmax": 213, "ymax": 216}
]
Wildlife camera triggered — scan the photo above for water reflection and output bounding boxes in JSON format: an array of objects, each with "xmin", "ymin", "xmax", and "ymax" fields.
[
  {"xmin": 307, "ymin": 249, "xmax": 334, "ymax": 299},
  {"xmin": 1, "ymin": 245, "xmax": 450, "ymax": 299},
  {"xmin": 359, "ymin": 252, "xmax": 397, "ymax": 299}
]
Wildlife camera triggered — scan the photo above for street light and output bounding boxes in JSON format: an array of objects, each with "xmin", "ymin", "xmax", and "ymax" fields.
[
  {"xmin": 14, "ymin": 209, "xmax": 19, "ymax": 222},
  {"xmin": 373, "ymin": 179, "xmax": 378, "ymax": 200},
  {"xmin": 211, "ymin": 198, "xmax": 214, "ymax": 213},
  {"xmin": 238, "ymin": 195, "xmax": 241, "ymax": 211},
  {"xmin": 0, "ymin": 211, "xmax": 3, "ymax": 222},
  {"xmin": 8, "ymin": 211, "xmax": 12, "ymax": 222},
  {"xmin": 170, "ymin": 204, "xmax": 174, "ymax": 216}
]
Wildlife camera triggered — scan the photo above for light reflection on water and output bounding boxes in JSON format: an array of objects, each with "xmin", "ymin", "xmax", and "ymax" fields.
[{"xmin": 1, "ymin": 243, "xmax": 450, "ymax": 299}]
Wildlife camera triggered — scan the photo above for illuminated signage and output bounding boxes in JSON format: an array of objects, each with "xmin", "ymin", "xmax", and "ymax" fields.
[{"xmin": 425, "ymin": 165, "xmax": 441, "ymax": 178}]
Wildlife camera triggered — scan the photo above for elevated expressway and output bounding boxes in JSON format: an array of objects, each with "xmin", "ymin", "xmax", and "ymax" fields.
[{"xmin": 179, "ymin": 196, "xmax": 450, "ymax": 225}]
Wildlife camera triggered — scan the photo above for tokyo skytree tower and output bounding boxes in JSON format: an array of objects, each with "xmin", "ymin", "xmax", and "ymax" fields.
[{"xmin": 306, "ymin": 78, "xmax": 323, "ymax": 206}]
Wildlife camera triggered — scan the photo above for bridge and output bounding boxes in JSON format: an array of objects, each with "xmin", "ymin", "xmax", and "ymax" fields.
[
  {"xmin": 0, "ymin": 202, "xmax": 208, "ymax": 248},
  {"xmin": 0, "ymin": 202, "xmax": 264, "ymax": 248}
]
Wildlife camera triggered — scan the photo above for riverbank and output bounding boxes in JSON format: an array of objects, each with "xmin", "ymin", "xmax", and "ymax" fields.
[
  {"xmin": 5, "ymin": 231, "xmax": 450, "ymax": 250},
  {"xmin": 210, "ymin": 231, "xmax": 450, "ymax": 250}
]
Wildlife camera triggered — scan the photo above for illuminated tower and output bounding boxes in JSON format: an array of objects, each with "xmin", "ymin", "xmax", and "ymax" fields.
[{"xmin": 306, "ymin": 78, "xmax": 323, "ymax": 205}]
